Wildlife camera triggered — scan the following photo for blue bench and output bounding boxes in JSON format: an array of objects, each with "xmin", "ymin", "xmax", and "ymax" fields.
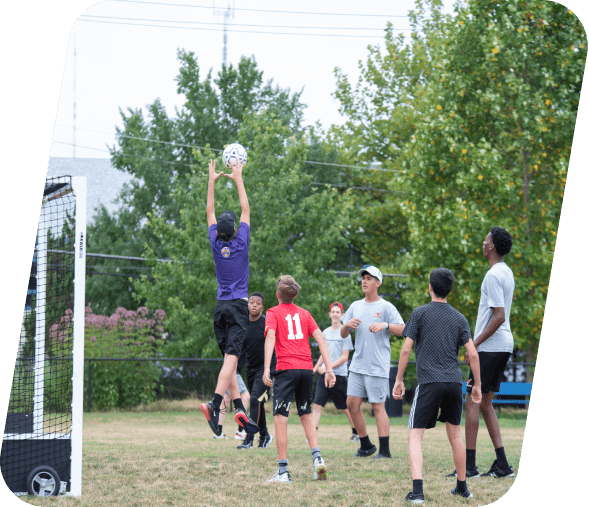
[{"xmin": 461, "ymin": 382, "xmax": 532, "ymax": 406}]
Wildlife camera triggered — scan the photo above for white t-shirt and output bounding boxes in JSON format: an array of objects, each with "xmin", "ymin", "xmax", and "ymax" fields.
[
  {"xmin": 475, "ymin": 262, "xmax": 515, "ymax": 353},
  {"xmin": 322, "ymin": 326, "xmax": 354, "ymax": 376},
  {"xmin": 343, "ymin": 298, "xmax": 404, "ymax": 379}
]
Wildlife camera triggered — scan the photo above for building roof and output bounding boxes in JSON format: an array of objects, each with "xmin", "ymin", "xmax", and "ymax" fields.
[{"xmin": 46, "ymin": 158, "xmax": 133, "ymax": 222}]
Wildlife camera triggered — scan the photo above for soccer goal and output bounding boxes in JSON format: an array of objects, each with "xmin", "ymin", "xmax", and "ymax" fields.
[{"xmin": 1, "ymin": 176, "xmax": 86, "ymax": 497}]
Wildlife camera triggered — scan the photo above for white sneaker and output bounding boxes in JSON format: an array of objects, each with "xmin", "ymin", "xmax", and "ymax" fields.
[
  {"xmin": 313, "ymin": 456, "xmax": 327, "ymax": 481},
  {"xmin": 213, "ymin": 432, "xmax": 228, "ymax": 440},
  {"xmin": 235, "ymin": 429, "xmax": 247, "ymax": 440},
  {"xmin": 350, "ymin": 434, "xmax": 360, "ymax": 442},
  {"xmin": 266, "ymin": 470, "xmax": 291, "ymax": 483}
]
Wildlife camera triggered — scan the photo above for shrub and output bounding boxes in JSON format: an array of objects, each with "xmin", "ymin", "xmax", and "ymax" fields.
[{"xmin": 83, "ymin": 305, "xmax": 167, "ymax": 410}]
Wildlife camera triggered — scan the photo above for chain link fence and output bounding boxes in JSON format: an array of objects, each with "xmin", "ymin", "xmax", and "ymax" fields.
[{"xmin": 83, "ymin": 357, "xmax": 535, "ymax": 412}]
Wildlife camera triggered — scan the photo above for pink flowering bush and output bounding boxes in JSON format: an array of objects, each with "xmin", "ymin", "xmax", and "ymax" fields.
[{"xmin": 83, "ymin": 305, "xmax": 167, "ymax": 410}]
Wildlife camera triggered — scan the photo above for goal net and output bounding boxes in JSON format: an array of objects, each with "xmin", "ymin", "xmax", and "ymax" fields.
[{"xmin": 1, "ymin": 176, "xmax": 86, "ymax": 497}]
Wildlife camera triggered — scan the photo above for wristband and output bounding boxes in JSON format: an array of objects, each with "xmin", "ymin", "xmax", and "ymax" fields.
[
  {"xmin": 383, "ymin": 322, "xmax": 389, "ymax": 331},
  {"xmin": 325, "ymin": 370, "xmax": 333, "ymax": 374}
]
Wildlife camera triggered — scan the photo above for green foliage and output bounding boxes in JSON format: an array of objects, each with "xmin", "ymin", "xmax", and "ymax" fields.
[
  {"xmin": 84, "ymin": 307, "xmax": 167, "ymax": 410},
  {"xmin": 133, "ymin": 110, "xmax": 359, "ymax": 357},
  {"xmin": 332, "ymin": 0, "xmax": 586, "ymax": 359}
]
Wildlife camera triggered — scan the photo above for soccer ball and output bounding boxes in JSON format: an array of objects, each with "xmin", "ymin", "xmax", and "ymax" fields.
[{"xmin": 222, "ymin": 143, "xmax": 248, "ymax": 169}]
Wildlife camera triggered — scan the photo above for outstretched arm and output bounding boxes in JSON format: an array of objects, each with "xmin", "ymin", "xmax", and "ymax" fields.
[
  {"xmin": 207, "ymin": 160, "xmax": 224, "ymax": 227},
  {"xmin": 224, "ymin": 160, "xmax": 250, "ymax": 226}
]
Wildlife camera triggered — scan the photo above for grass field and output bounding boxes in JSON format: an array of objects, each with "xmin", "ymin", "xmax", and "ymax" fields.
[{"xmin": 20, "ymin": 400, "xmax": 526, "ymax": 507}]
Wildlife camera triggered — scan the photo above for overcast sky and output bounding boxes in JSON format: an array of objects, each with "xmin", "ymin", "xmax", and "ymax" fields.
[{"xmin": 50, "ymin": 0, "xmax": 455, "ymax": 159}]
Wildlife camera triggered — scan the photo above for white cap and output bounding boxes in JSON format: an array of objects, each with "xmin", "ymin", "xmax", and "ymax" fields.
[{"xmin": 358, "ymin": 265, "xmax": 383, "ymax": 283}]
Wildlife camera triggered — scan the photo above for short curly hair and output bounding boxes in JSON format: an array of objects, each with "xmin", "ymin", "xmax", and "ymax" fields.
[
  {"xmin": 276, "ymin": 275, "xmax": 300, "ymax": 304},
  {"xmin": 490, "ymin": 227, "xmax": 513, "ymax": 257}
]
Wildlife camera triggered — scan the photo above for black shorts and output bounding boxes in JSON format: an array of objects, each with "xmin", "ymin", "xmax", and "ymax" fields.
[
  {"xmin": 213, "ymin": 299, "xmax": 249, "ymax": 357},
  {"xmin": 409, "ymin": 382, "xmax": 463, "ymax": 429},
  {"xmin": 247, "ymin": 368, "xmax": 272, "ymax": 404},
  {"xmin": 272, "ymin": 369, "xmax": 313, "ymax": 417},
  {"xmin": 467, "ymin": 351, "xmax": 512, "ymax": 395},
  {"xmin": 314, "ymin": 374, "xmax": 348, "ymax": 410}
]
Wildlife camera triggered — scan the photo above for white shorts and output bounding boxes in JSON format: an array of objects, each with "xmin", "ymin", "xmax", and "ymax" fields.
[{"xmin": 347, "ymin": 371, "xmax": 389, "ymax": 404}]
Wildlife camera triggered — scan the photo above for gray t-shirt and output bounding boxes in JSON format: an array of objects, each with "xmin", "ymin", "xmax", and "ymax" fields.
[
  {"xmin": 475, "ymin": 262, "xmax": 515, "ymax": 353},
  {"xmin": 403, "ymin": 302, "xmax": 471, "ymax": 384},
  {"xmin": 322, "ymin": 326, "xmax": 354, "ymax": 376},
  {"xmin": 343, "ymin": 298, "xmax": 405, "ymax": 379}
]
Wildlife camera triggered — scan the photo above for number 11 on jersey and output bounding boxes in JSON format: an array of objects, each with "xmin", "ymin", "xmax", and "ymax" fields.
[{"xmin": 285, "ymin": 313, "xmax": 303, "ymax": 340}]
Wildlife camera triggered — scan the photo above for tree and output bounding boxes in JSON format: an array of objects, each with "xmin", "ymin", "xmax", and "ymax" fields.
[
  {"xmin": 401, "ymin": 0, "xmax": 585, "ymax": 360},
  {"xmin": 132, "ymin": 110, "xmax": 359, "ymax": 357},
  {"xmin": 333, "ymin": 0, "xmax": 586, "ymax": 360}
]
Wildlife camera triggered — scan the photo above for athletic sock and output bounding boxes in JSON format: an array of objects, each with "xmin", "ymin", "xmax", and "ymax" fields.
[
  {"xmin": 237, "ymin": 424, "xmax": 243, "ymax": 433},
  {"xmin": 212, "ymin": 393, "xmax": 223, "ymax": 410},
  {"xmin": 352, "ymin": 427, "xmax": 358, "ymax": 435},
  {"xmin": 311, "ymin": 447, "xmax": 321, "ymax": 461},
  {"xmin": 378, "ymin": 436, "xmax": 390, "ymax": 456},
  {"xmin": 412, "ymin": 479, "xmax": 423, "ymax": 496},
  {"xmin": 218, "ymin": 425, "xmax": 223, "ymax": 434},
  {"xmin": 278, "ymin": 459, "xmax": 288, "ymax": 475},
  {"xmin": 456, "ymin": 479, "xmax": 467, "ymax": 493},
  {"xmin": 359, "ymin": 436, "xmax": 373, "ymax": 450},
  {"xmin": 233, "ymin": 398, "xmax": 245, "ymax": 412},
  {"xmin": 466, "ymin": 449, "xmax": 476, "ymax": 470},
  {"xmin": 495, "ymin": 446, "xmax": 509, "ymax": 469}
]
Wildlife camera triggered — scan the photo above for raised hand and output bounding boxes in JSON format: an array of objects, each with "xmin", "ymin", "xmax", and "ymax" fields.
[
  {"xmin": 209, "ymin": 159, "xmax": 224, "ymax": 182},
  {"xmin": 224, "ymin": 159, "xmax": 243, "ymax": 181}
]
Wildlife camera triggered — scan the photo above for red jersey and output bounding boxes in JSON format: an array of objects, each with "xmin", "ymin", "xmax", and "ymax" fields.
[{"xmin": 265, "ymin": 303, "xmax": 319, "ymax": 370}]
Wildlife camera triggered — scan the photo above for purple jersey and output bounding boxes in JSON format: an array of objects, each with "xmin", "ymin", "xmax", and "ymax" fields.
[{"xmin": 208, "ymin": 222, "xmax": 250, "ymax": 300}]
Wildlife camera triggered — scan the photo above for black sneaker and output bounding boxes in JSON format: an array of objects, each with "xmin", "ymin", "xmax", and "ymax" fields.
[
  {"xmin": 481, "ymin": 460, "xmax": 516, "ymax": 478},
  {"xmin": 237, "ymin": 435, "xmax": 254, "ymax": 449},
  {"xmin": 405, "ymin": 491, "xmax": 425, "ymax": 504},
  {"xmin": 200, "ymin": 402, "xmax": 221, "ymax": 436},
  {"xmin": 373, "ymin": 452, "xmax": 392, "ymax": 459},
  {"xmin": 234, "ymin": 409, "xmax": 259, "ymax": 434},
  {"xmin": 354, "ymin": 444, "xmax": 377, "ymax": 457},
  {"xmin": 445, "ymin": 467, "xmax": 480, "ymax": 478},
  {"xmin": 451, "ymin": 487, "xmax": 473, "ymax": 499},
  {"xmin": 258, "ymin": 433, "xmax": 273, "ymax": 448}
]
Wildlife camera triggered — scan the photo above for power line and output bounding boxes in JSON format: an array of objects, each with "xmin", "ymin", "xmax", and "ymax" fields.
[
  {"xmin": 81, "ymin": 14, "xmax": 416, "ymax": 31},
  {"xmin": 113, "ymin": 0, "xmax": 419, "ymax": 18},
  {"xmin": 311, "ymin": 182, "xmax": 406, "ymax": 193},
  {"xmin": 304, "ymin": 160, "xmax": 399, "ymax": 173},
  {"xmin": 53, "ymin": 130, "xmax": 392, "ymax": 172},
  {"xmin": 78, "ymin": 18, "xmax": 395, "ymax": 38}
]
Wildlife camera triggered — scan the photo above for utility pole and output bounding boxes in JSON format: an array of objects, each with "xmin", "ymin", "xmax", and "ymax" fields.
[
  {"xmin": 73, "ymin": 34, "xmax": 77, "ymax": 158},
  {"xmin": 213, "ymin": 0, "xmax": 234, "ymax": 67}
]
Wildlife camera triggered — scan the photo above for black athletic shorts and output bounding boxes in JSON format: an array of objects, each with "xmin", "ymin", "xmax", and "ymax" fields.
[
  {"xmin": 409, "ymin": 382, "xmax": 463, "ymax": 429},
  {"xmin": 247, "ymin": 368, "xmax": 272, "ymax": 404},
  {"xmin": 314, "ymin": 374, "xmax": 348, "ymax": 410},
  {"xmin": 213, "ymin": 299, "xmax": 249, "ymax": 357},
  {"xmin": 467, "ymin": 351, "xmax": 512, "ymax": 395},
  {"xmin": 272, "ymin": 369, "xmax": 313, "ymax": 417}
]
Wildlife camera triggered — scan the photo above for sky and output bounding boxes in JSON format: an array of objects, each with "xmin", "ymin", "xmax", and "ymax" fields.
[{"xmin": 49, "ymin": 0, "xmax": 455, "ymax": 159}]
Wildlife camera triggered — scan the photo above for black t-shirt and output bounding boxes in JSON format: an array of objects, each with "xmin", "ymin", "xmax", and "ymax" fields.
[
  {"xmin": 244, "ymin": 315, "xmax": 276, "ymax": 373},
  {"xmin": 402, "ymin": 302, "xmax": 471, "ymax": 384}
]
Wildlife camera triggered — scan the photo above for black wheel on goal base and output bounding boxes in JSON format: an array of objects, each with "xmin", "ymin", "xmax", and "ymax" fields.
[{"xmin": 26, "ymin": 466, "xmax": 61, "ymax": 496}]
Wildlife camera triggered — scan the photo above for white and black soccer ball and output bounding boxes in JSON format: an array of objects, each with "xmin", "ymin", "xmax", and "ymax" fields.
[{"xmin": 222, "ymin": 142, "xmax": 248, "ymax": 169}]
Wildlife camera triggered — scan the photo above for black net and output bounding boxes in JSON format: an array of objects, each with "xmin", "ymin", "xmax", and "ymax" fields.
[{"xmin": 1, "ymin": 176, "xmax": 77, "ymax": 495}]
